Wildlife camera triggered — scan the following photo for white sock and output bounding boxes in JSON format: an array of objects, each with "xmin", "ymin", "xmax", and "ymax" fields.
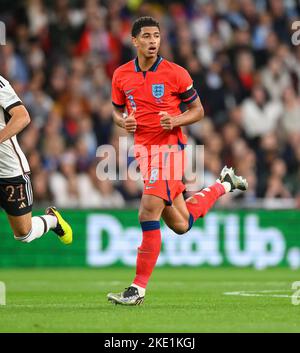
[
  {"xmin": 131, "ymin": 283, "xmax": 146, "ymax": 297},
  {"xmin": 221, "ymin": 181, "xmax": 231, "ymax": 193},
  {"xmin": 41, "ymin": 215, "xmax": 58, "ymax": 230},
  {"xmin": 14, "ymin": 215, "xmax": 57, "ymax": 243},
  {"xmin": 216, "ymin": 179, "xmax": 231, "ymax": 193}
]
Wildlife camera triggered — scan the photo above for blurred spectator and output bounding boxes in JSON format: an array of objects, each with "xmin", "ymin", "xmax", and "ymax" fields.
[
  {"xmin": 118, "ymin": 178, "xmax": 143, "ymax": 206},
  {"xmin": 280, "ymin": 86, "xmax": 300, "ymax": 135},
  {"xmin": 23, "ymin": 73, "xmax": 54, "ymax": 129},
  {"xmin": 31, "ymin": 170, "xmax": 53, "ymax": 206},
  {"xmin": 241, "ymin": 85, "xmax": 282, "ymax": 139},
  {"xmin": 261, "ymin": 56, "xmax": 291, "ymax": 101},
  {"xmin": 85, "ymin": 164, "xmax": 125, "ymax": 208},
  {"xmin": 265, "ymin": 176, "xmax": 291, "ymax": 199},
  {"xmin": 49, "ymin": 151, "xmax": 80, "ymax": 207},
  {"xmin": 0, "ymin": 40, "xmax": 29, "ymax": 84}
]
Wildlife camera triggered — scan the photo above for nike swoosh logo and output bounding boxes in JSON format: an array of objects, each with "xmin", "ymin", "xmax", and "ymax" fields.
[
  {"xmin": 145, "ymin": 186, "xmax": 155, "ymax": 190},
  {"xmin": 125, "ymin": 89, "xmax": 134, "ymax": 94}
]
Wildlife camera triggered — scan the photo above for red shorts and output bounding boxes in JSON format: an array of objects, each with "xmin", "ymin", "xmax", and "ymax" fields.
[{"xmin": 137, "ymin": 148, "xmax": 186, "ymax": 205}]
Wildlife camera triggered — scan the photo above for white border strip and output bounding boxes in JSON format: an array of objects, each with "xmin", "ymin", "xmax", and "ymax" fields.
[{"xmin": 224, "ymin": 290, "xmax": 293, "ymax": 298}]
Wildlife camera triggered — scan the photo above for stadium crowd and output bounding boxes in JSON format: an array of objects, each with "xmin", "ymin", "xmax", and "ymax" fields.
[{"xmin": 0, "ymin": 0, "xmax": 300, "ymax": 209}]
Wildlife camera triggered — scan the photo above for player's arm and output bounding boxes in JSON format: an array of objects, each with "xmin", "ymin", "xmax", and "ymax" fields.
[
  {"xmin": 160, "ymin": 66, "xmax": 204, "ymax": 130},
  {"xmin": 159, "ymin": 95, "xmax": 204, "ymax": 130},
  {"xmin": 112, "ymin": 106, "xmax": 126, "ymax": 129},
  {"xmin": 112, "ymin": 106, "xmax": 137, "ymax": 133},
  {"xmin": 111, "ymin": 70, "xmax": 137, "ymax": 133},
  {"xmin": 0, "ymin": 105, "xmax": 31, "ymax": 144}
]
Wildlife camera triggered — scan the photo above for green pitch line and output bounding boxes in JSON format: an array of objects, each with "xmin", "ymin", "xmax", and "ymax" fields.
[{"xmin": 0, "ymin": 267, "xmax": 300, "ymax": 333}]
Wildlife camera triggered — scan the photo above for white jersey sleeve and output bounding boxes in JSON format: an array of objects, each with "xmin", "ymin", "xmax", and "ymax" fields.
[
  {"xmin": 0, "ymin": 75, "xmax": 30, "ymax": 178},
  {"xmin": 0, "ymin": 75, "xmax": 22, "ymax": 111}
]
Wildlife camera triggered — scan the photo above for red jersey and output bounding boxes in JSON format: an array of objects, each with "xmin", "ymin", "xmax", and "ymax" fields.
[{"xmin": 111, "ymin": 56, "xmax": 198, "ymax": 151}]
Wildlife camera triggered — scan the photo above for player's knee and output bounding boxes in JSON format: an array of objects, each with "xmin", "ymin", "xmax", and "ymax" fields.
[
  {"xmin": 170, "ymin": 223, "xmax": 189, "ymax": 235},
  {"xmin": 14, "ymin": 229, "xmax": 33, "ymax": 243},
  {"xmin": 138, "ymin": 205, "xmax": 161, "ymax": 222},
  {"xmin": 138, "ymin": 209, "xmax": 155, "ymax": 222}
]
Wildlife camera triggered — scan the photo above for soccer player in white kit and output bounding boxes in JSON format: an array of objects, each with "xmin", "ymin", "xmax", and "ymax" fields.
[{"xmin": 0, "ymin": 75, "xmax": 72, "ymax": 244}]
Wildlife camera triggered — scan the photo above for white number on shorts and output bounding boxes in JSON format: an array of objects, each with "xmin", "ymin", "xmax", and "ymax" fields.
[{"xmin": 149, "ymin": 168, "xmax": 158, "ymax": 184}]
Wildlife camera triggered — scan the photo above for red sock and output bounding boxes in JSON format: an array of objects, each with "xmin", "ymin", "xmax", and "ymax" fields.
[
  {"xmin": 186, "ymin": 182, "xmax": 225, "ymax": 229},
  {"xmin": 133, "ymin": 221, "xmax": 161, "ymax": 289}
]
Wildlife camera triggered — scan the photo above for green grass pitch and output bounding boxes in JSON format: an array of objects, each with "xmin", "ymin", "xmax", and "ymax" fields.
[{"xmin": 0, "ymin": 267, "xmax": 300, "ymax": 332}]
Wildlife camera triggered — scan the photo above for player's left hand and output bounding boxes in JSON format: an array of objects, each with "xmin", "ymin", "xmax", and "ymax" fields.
[{"xmin": 159, "ymin": 111, "xmax": 174, "ymax": 130}]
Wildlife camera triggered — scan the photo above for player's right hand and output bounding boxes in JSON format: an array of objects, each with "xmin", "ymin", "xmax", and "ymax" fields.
[{"xmin": 124, "ymin": 109, "xmax": 137, "ymax": 133}]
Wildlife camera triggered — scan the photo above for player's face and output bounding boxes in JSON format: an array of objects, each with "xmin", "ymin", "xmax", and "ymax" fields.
[{"xmin": 133, "ymin": 26, "xmax": 161, "ymax": 58}]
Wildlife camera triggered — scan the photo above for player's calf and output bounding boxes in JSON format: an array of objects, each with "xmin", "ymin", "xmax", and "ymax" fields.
[
  {"xmin": 10, "ymin": 208, "xmax": 73, "ymax": 244},
  {"xmin": 12, "ymin": 213, "xmax": 57, "ymax": 243},
  {"xmin": 165, "ymin": 220, "xmax": 190, "ymax": 235},
  {"xmin": 8, "ymin": 213, "xmax": 32, "ymax": 238},
  {"xmin": 185, "ymin": 166, "xmax": 248, "ymax": 231}
]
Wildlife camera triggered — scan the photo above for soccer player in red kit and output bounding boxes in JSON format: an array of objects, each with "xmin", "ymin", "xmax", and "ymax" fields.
[{"xmin": 107, "ymin": 17, "xmax": 248, "ymax": 305}]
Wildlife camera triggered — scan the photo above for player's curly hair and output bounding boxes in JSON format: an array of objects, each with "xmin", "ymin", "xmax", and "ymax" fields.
[{"xmin": 131, "ymin": 16, "xmax": 160, "ymax": 37}]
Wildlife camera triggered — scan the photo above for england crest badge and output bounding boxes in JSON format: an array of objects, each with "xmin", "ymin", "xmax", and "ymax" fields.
[{"xmin": 152, "ymin": 84, "xmax": 164, "ymax": 99}]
